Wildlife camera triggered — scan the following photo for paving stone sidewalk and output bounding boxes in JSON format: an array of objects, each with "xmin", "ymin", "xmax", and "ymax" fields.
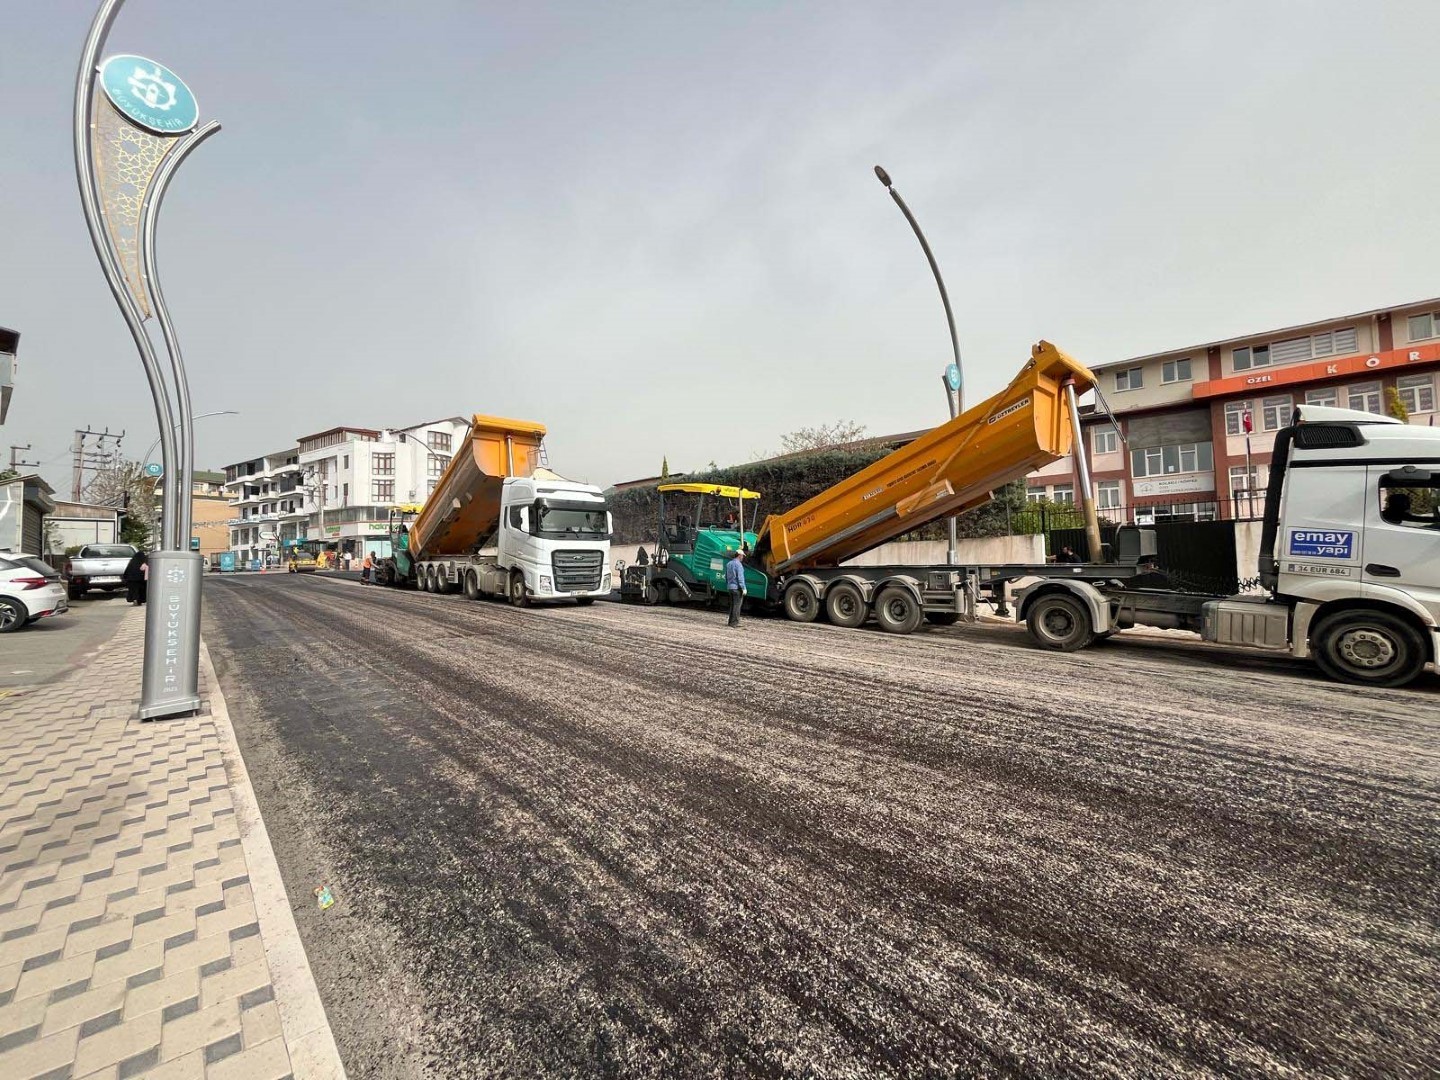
[{"xmin": 0, "ymin": 608, "xmax": 345, "ymax": 1080}]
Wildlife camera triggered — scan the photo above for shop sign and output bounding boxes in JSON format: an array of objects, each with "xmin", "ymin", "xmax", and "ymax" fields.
[{"xmin": 1133, "ymin": 471, "xmax": 1213, "ymax": 497}]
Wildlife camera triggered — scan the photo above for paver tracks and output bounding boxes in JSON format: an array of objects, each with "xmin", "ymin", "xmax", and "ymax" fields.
[{"xmin": 202, "ymin": 575, "xmax": 1440, "ymax": 1079}]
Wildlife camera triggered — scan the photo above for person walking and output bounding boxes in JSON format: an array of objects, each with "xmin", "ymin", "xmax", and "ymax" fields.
[
  {"xmin": 123, "ymin": 548, "xmax": 148, "ymax": 605},
  {"xmin": 724, "ymin": 548, "xmax": 746, "ymax": 628}
]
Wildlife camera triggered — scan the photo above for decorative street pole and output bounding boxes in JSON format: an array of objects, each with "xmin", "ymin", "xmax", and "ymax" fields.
[
  {"xmin": 873, "ymin": 165, "xmax": 964, "ymax": 565},
  {"xmin": 74, "ymin": 0, "xmax": 221, "ymax": 720}
]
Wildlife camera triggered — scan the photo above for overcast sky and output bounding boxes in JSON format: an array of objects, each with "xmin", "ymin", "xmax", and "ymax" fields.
[{"xmin": 4, "ymin": 0, "xmax": 1438, "ymax": 493}]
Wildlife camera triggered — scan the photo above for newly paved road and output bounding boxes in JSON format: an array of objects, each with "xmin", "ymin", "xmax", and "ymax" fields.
[{"xmin": 202, "ymin": 573, "xmax": 1439, "ymax": 1079}]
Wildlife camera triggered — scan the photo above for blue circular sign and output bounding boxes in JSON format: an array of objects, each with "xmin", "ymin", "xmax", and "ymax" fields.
[
  {"xmin": 99, "ymin": 55, "xmax": 198, "ymax": 135},
  {"xmin": 945, "ymin": 363, "xmax": 962, "ymax": 392},
  {"xmin": 144, "ymin": 462, "xmax": 163, "ymax": 477}
]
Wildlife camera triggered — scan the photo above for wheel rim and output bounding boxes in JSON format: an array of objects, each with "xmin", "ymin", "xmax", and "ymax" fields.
[
  {"xmin": 0, "ymin": 604, "xmax": 18, "ymax": 630},
  {"xmin": 836, "ymin": 595, "xmax": 857, "ymax": 618},
  {"xmin": 791, "ymin": 590, "xmax": 813, "ymax": 614},
  {"xmin": 1041, "ymin": 605, "xmax": 1075, "ymax": 640},
  {"xmin": 1335, "ymin": 626, "xmax": 1397, "ymax": 670},
  {"xmin": 884, "ymin": 597, "xmax": 909, "ymax": 622}
]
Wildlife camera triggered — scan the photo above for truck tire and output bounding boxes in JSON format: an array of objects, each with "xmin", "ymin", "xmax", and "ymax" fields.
[
  {"xmin": 464, "ymin": 572, "xmax": 480, "ymax": 600},
  {"xmin": 824, "ymin": 581, "xmax": 867, "ymax": 629},
  {"xmin": 782, "ymin": 581, "xmax": 820, "ymax": 623},
  {"xmin": 1312, "ymin": 610, "xmax": 1427, "ymax": 688},
  {"xmin": 575, "ymin": 597, "xmax": 595, "ymax": 607},
  {"xmin": 509, "ymin": 571, "xmax": 531, "ymax": 608},
  {"xmin": 1026, "ymin": 593, "xmax": 1093, "ymax": 651},
  {"xmin": 925, "ymin": 612, "xmax": 961, "ymax": 626},
  {"xmin": 874, "ymin": 587, "xmax": 923, "ymax": 635}
]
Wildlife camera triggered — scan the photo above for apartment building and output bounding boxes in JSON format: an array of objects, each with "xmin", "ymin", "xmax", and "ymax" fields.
[
  {"xmin": 1027, "ymin": 297, "xmax": 1440, "ymax": 522},
  {"xmin": 296, "ymin": 416, "xmax": 470, "ymax": 558},
  {"xmin": 223, "ymin": 416, "xmax": 471, "ymax": 565},
  {"xmin": 223, "ymin": 447, "xmax": 304, "ymax": 565}
]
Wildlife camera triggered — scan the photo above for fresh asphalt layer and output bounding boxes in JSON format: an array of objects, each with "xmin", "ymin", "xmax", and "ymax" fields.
[{"xmin": 200, "ymin": 573, "xmax": 1439, "ymax": 1079}]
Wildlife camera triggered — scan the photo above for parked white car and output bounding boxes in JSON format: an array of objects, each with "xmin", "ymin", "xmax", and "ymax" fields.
[{"xmin": 0, "ymin": 554, "xmax": 69, "ymax": 633}]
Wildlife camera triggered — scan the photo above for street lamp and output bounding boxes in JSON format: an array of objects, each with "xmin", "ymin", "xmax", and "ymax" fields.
[
  {"xmin": 143, "ymin": 409, "xmax": 239, "ymax": 464},
  {"xmin": 874, "ymin": 164, "xmax": 964, "ymax": 564}
]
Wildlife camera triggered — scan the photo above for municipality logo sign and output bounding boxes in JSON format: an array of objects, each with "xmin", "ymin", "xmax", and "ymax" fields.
[{"xmin": 99, "ymin": 55, "xmax": 198, "ymax": 135}]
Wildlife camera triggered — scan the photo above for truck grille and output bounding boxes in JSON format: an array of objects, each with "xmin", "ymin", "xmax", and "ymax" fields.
[{"xmin": 552, "ymin": 550, "xmax": 604, "ymax": 592}]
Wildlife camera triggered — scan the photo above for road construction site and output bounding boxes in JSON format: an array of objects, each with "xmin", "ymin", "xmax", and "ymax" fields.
[{"xmin": 202, "ymin": 572, "xmax": 1439, "ymax": 1079}]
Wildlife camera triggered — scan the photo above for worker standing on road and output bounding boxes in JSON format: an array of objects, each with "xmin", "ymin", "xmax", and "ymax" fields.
[
  {"xmin": 725, "ymin": 548, "xmax": 746, "ymax": 628},
  {"xmin": 362, "ymin": 552, "xmax": 373, "ymax": 584}
]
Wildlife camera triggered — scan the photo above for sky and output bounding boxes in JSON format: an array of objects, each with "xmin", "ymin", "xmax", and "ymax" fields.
[{"xmin": 3, "ymin": 0, "xmax": 1438, "ymax": 494}]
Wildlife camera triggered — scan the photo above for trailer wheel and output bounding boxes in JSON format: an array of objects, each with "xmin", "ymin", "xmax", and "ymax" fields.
[
  {"xmin": 463, "ymin": 572, "xmax": 480, "ymax": 600},
  {"xmin": 925, "ymin": 612, "xmax": 961, "ymax": 626},
  {"xmin": 1026, "ymin": 593, "xmax": 1093, "ymax": 651},
  {"xmin": 782, "ymin": 582, "xmax": 820, "ymax": 623},
  {"xmin": 875, "ymin": 587, "xmax": 923, "ymax": 635},
  {"xmin": 509, "ymin": 571, "xmax": 531, "ymax": 608},
  {"xmin": 825, "ymin": 581, "xmax": 867, "ymax": 629},
  {"xmin": 1312, "ymin": 610, "xmax": 1426, "ymax": 688}
]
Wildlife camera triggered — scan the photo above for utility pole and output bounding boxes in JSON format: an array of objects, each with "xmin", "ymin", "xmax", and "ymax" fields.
[
  {"xmin": 71, "ymin": 426, "xmax": 125, "ymax": 499},
  {"xmin": 9, "ymin": 444, "xmax": 39, "ymax": 471}
]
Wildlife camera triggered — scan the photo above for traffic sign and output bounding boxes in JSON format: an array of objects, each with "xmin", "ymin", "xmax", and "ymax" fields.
[
  {"xmin": 945, "ymin": 363, "xmax": 962, "ymax": 393},
  {"xmin": 99, "ymin": 55, "xmax": 199, "ymax": 135},
  {"xmin": 144, "ymin": 462, "xmax": 163, "ymax": 477}
]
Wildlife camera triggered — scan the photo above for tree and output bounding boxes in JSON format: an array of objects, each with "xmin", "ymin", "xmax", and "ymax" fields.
[
  {"xmin": 778, "ymin": 420, "xmax": 868, "ymax": 455},
  {"xmin": 0, "ymin": 468, "xmax": 17, "ymax": 483},
  {"xmin": 1387, "ymin": 386, "xmax": 1410, "ymax": 424},
  {"xmin": 86, "ymin": 461, "xmax": 158, "ymax": 549}
]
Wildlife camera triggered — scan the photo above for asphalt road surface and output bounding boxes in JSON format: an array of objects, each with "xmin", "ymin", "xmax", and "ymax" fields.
[{"xmin": 202, "ymin": 574, "xmax": 1439, "ymax": 1079}]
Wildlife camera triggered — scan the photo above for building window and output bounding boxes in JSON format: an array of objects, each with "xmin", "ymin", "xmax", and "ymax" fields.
[
  {"xmin": 427, "ymin": 479, "xmax": 438, "ymax": 495},
  {"xmin": 343, "ymin": 455, "xmax": 349, "ymax": 469},
  {"xmin": 1229, "ymin": 465, "xmax": 1263, "ymax": 499},
  {"xmin": 372, "ymin": 480, "xmax": 394, "ymax": 502},
  {"xmin": 1397, "ymin": 373, "xmax": 1436, "ymax": 414},
  {"xmin": 1051, "ymin": 484, "xmax": 1074, "ymax": 504},
  {"xmin": 1407, "ymin": 313, "xmax": 1438, "ymax": 342},
  {"xmin": 428, "ymin": 431, "xmax": 453, "ymax": 453},
  {"xmin": 1093, "ymin": 427, "xmax": 1118, "ymax": 455},
  {"xmin": 1161, "ymin": 358, "xmax": 1192, "ymax": 383},
  {"xmin": 1096, "ymin": 480, "xmax": 1121, "ymax": 510},
  {"xmin": 1233, "ymin": 345, "xmax": 1270, "ymax": 371},
  {"xmin": 1304, "ymin": 387, "xmax": 1339, "ymax": 408},
  {"xmin": 1131, "ymin": 441, "xmax": 1214, "ymax": 478},
  {"xmin": 1348, "ymin": 381, "xmax": 1383, "ymax": 414},
  {"xmin": 427, "ymin": 455, "xmax": 449, "ymax": 477},
  {"xmin": 1260, "ymin": 395, "xmax": 1292, "ymax": 431},
  {"xmin": 342, "ymin": 483, "xmax": 349, "ymax": 505},
  {"xmin": 372, "ymin": 453, "xmax": 395, "ymax": 476},
  {"xmin": 1311, "ymin": 327, "xmax": 1358, "ymax": 357},
  {"xmin": 1115, "ymin": 367, "xmax": 1144, "ymax": 391},
  {"xmin": 1026, "ymin": 488, "xmax": 1046, "ymax": 504},
  {"xmin": 1224, "ymin": 400, "xmax": 1253, "ymax": 436}
]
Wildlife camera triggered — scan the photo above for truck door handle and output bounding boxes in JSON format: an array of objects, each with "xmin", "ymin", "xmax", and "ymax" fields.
[{"xmin": 1365, "ymin": 563, "xmax": 1402, "ymax": 577}]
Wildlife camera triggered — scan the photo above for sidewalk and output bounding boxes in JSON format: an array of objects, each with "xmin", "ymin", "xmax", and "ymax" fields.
[{"xmin": 0, "ymin": 608, "xmax": 346, "ymax": 1080}]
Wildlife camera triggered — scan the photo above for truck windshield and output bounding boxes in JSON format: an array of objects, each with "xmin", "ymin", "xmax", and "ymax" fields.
[{"xmin": 533, "ymin": 506, "xmax": 608, "ymax": 539}]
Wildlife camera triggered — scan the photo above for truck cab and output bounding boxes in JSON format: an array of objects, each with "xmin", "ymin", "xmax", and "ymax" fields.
[{"xmin": 497, "ymin": 477, "xmax": 611, "ymax": 602}]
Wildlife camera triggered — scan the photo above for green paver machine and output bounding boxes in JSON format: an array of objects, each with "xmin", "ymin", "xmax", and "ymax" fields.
[{"xmin": 619, "ymin": 483, "xmax": 769, "ymax": 605}]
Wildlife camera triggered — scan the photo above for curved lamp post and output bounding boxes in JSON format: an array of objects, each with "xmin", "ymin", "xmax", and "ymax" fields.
[
  {"xmin": 75, "ymin": 0, "xmax": 221, "ymax": 720},
  {"xmin": 874, "ymin": 165, "xmax": 964, "ymax": 564},
  {"xmin": 143, "ymin": 409, "xmax": 239, "ymax": 466}
]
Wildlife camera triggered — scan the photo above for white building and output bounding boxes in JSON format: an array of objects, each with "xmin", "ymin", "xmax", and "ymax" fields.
[
  {"xmin": 224, "ymin": 448, "xmax": 304, "ymax": 566},
  {"xmin": 294, "ymin": 416, "xmax": 471, "ymax": 559}
]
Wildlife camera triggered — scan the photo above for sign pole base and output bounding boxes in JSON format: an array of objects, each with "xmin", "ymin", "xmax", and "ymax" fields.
[{"xmin": 138, "ymin": 550, "xmax": 203, "ymax": 720}]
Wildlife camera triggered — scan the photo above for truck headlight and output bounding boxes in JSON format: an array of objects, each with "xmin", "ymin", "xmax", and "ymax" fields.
[{"xmin": 539, "ymin": 575, "xmax": 553, "ymax": 593}]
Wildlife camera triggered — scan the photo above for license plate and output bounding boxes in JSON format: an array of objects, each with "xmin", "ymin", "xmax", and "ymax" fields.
[{"xmin": 90, "ymin": 575, "xmax": 121, "ymax": 584}]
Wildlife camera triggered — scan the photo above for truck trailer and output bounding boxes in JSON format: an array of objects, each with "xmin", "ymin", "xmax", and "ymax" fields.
[
  {"xmin": 375, "ymin": 415, "xmax": 611, "ymax": 606},
  {"xmin": 623, "ymin": 341, "xmax": 1438, "ymax": 686}
]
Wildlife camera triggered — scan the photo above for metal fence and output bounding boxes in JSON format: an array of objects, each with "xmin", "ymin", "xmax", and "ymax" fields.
[{"xmin": 1008, "ymin": 496, "xmax": 1265, "ymax": 536}]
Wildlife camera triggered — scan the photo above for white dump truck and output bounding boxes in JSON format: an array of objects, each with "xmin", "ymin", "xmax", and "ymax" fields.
[{"xmin": 377, "ymin": 415, "xmax": 611, "ymax": 606}]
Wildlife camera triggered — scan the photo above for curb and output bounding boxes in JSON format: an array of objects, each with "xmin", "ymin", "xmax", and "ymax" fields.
[{"xmin": 199, "ymin": 638, "xmax": 349, "ymax": 1079}]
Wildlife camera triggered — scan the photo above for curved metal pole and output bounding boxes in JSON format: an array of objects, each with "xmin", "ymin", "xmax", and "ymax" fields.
[
  {"xmin": 873, "ymin": 165, "xmax": 964, "ymax": 414},
  {"xmin": 74, "ymin": 0, "xmax": 180, "ymax": 549},
  {"xmin": 140, "ymin": 120, "xmax": 222, "ymax": 549},
  {"xmin": 142, "ymin": 409, "xmax": 239, "ymax": 465}
]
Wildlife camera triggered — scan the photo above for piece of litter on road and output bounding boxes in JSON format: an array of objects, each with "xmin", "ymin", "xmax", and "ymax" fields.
[{"xmin": 315, "ymin": 885, "xmax": 335, "ymax": 910}]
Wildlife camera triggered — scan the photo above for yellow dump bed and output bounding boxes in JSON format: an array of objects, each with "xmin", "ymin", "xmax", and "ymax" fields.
[
  {"xmin": 754, "ymin": 341, "xmax": 1094, "ymax": 572},
  {"xmin": 409, "ymin": 415, "xmax": 547, "ymax": 557}
]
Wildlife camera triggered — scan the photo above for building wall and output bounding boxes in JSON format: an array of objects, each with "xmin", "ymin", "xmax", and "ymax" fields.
[{"xmin": 192, "ymin": 495, "xmax": 229, "ymax": 557}]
